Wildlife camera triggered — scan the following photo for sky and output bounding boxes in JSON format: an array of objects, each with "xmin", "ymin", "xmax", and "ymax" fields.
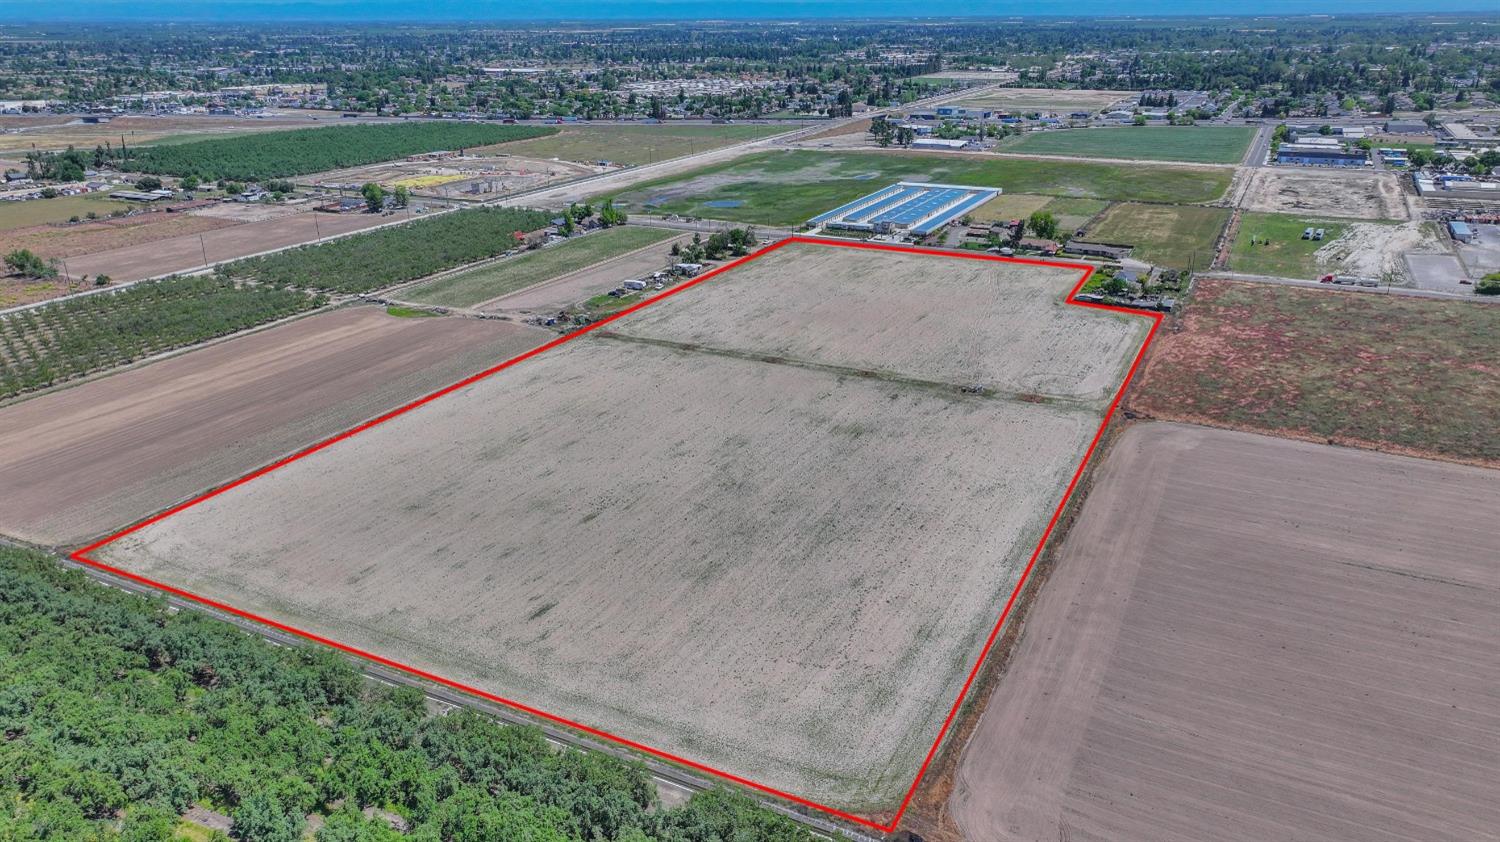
[{"xmin": 2, "ymin": 0, "xmax": 1495, "ymax": 22}]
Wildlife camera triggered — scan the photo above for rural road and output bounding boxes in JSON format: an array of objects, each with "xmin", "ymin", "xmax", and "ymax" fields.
[{"xmin": 1199, "ymin": 269, "xmax": 1497, "ymax": 301}]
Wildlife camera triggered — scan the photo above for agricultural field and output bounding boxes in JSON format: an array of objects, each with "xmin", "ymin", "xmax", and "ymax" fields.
[
  {"xmin": 996, "ymin": 126, "xmax": 1256, "ymax": 164},
  {"xmin": 489, "ymin": 123, "xmax": 792, "ymax": 166},
  {"xmin": 0, "ymin": 306, "xmax": 548, "ymax": 545},
  {"xmin": 96, "ymin": 241, "xmax": 1151, "ymax": 812},
  {"xmin": 117, "ymin": 121, "xmax": 556, "ymax": 181},
  {"xmin": 484, "ymin": 233, "xmax": 690, "ymax": 314},
  {"xmin": 1082, "ymin": 202, "xmax": 1229, "ymax": 269},
  {"xmin": 969, "ymin": 194, "xmax": 1107, "ymax": 233},
  {"xmin": 218, "ymin": 206, "xmax": 552, "ymax": 293},
  {"xmin": 1225, "ymin": 212, "xmax": 1360, "ymax": 278},
  {"xmin": 953, "ymin": 87, "xmax": 1133, "ymax": 115},
  {"xmin": 0, "ymin": 112, "xmax": 343, "ymax": 154},
  {"xmin": 0, "ymin": 193, "xmax": 131, "ymax": 231},
  {"xmin": 950, "ymin": 422, "xmax": 1500, "ymax": 842},
  {"xmin": 1235, "ymin": 167, "xmax": 1409, "ymax": 220},
  {"xmin": 604, "ymin": 150, "xmax": 1233, "ymax": 226},
  {"xmin": 405, "ymin": 225, "xmax": 677, "ymax": 308},
  {"xmin": 1128, "ymin": 279, "xmax": 1500, "ymax": 465},
  {"xmin": 2, "ymin": 211, "xmax": 236, "ymax": 261},
  {"xmin": 0, "ymin": 275, "xmax": 321, "ymax": 400}
]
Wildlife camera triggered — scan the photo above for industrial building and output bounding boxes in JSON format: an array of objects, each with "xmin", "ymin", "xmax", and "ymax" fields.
[
  {"xmin": 1276, "ymin": 142, "xmax": 1369, "ymax": 167},
  {"xmin": 809, "ymin": 182, "xmax": 1001, "ymax": 238}
]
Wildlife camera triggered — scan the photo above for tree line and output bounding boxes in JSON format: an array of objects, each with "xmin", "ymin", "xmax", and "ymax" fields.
[{"xmin": 0, "ymin": 547, "xmax": 817, "ymax": 841}]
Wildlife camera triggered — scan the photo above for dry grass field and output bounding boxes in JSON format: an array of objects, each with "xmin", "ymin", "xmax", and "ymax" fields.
[
  {"xmin": 1083, "ymin": 202, "xmax": 1230, "ymax": 270},
  {"xmin": 1236, "ymin": 167, "xmax": 1409, "ymax": 221},
  {"xmin": 4, "ymin": 213, "xmax": 238, "ymax": 260},
  {"xmin": 1129, "ymin": 279, "xmax": 1500, "ymax": 466},
  {"xmin": 612, "ymin": 244, "xmax": 1148, "ymax": 405},
  {"xmin": 949, "ymin": 422, "xmax": 1500, "ymax": 842},
  {"xmin": 0, "ymin": 307, "xmax": 548, "ymax": 545},
  {"xmin": 95, "ymin": 242, "xmax": 1152, "ymax": 813}
]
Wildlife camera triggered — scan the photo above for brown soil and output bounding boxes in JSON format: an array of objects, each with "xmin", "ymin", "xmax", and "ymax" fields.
[
  {"xmin": 3, "ymin": 213, "xmax": 238, "ymax": 261},
  {"xmin": 947, "ymin": 422, "xmax": 1500, "ymax": 842},
  {"xmin": 0, "ymin": 306, "xmax": 549, "ymax": 545}
]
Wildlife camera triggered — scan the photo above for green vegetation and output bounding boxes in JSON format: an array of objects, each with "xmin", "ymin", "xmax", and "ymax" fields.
[
  {"xmin": 3, "ymin": 248, "xmax": 57, "ymax": 279},
  {"xmin": 0, "ymin": 193, "xmax": 131, "ymax": 232},
  {"xmin": 1227, "ymin": 213, "xmax": 1365, "ymax": 278},
  {"xmin": 219, "ymin": 206, "xmax": 553, "ymax": 294},
  {"xmin": 1083, "ymin": 202, "xmax": 1230, "ymax": 270},
  {"xmin": 406, "ymin": 225, "xmax": 675, "ymax": 308},
  {"xmin": 606, "ymin": 150, "xmax": 1231, "ymax": 226},
  {"xmin": 996, "ymin": 126, "xmax": 1256, "ymax": 164},
  {"xmin": 385, "ymin": 305, "xmax": 440, "ymax": 318},
  {"xmin": 109, "ymin": 122, "xmax": 556, "ymax": 181},
  {"xmin": 493, "ymin": 123, "xmax": 790, "ymax": 166},
  {"xmin": 0, "ymin": 546, "xmax": 817, "ymax": 841},
  {"xmin": 1478, "ymin": 272, "xmax": 1500, "ymax": 295},
  {"xmin": 0, "ymin": 276, "xmax": 320, "ymax": 399}
]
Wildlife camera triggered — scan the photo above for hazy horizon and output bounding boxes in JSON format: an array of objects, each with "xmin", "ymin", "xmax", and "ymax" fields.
[{"xmin": 2, "ymin": 1, "xmax": 1496, "ymax": 23}]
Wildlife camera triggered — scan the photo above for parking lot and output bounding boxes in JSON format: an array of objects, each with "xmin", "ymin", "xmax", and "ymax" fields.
[{"xmin": 1455, "ymin": 222, "xmax": 1500, "ymax": 278}]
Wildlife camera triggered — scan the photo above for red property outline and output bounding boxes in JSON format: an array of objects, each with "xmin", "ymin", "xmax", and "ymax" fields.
[{"xmin": 71, "ymin": 236, "xmax": 1161, "ymax": 834}]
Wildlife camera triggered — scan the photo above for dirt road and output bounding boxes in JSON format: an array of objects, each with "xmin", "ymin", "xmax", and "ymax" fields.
[
  {"xmin": 0, "ymin": 307, "xmax": 549, "ymax": 545},
  {"xmin": 950, "ymin": 422, "xmax": 1500, "ymax": 842}
]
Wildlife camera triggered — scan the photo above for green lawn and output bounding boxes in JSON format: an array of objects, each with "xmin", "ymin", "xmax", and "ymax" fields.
[
  {"xmin": 1083, "ymin": 202, "xmax": 1231, "ymax": 270},
  {"xmin": 489, "ymin": 123, "xmax": 791, "ymax": 166},
  {"xmin": 0, "ymin": 193, "xmax": 132, "ymax": 232},
  {"xmin": 1226, "ymin": 212, "xmax": 1363, "ymax": 279},
  {"xmin": 997, "ymin": 126, "xmax": 1257, "ymax": 164},
  {"xmin": 605, "ymin": 150, "xmax": 1232, "ymax": 226},
  {"xmin": 404, "ymin": 225, "xmax": 676, "ymax": 308}
]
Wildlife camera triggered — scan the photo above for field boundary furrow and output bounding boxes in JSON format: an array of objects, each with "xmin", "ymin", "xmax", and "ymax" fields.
[
  {"xmin": 67, "ymin": 236, "xmax": 1161, "ymax": 835},
  {"xmin": 590, "ymin": 330, "xmax": 1106, "ymax": 412}
]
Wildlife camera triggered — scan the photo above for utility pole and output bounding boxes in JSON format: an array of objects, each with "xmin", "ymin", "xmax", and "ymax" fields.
[{"xmin": 199, "ymin": 234, "xmax": 210, "ymax": 269}]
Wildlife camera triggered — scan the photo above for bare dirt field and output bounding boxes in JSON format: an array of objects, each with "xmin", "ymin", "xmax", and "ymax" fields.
[
  {"xmin": 0, "ymin": 306, "xmax": 548, "ymax": 545},
  {"xmin": 305, "ymin": 152, "xmax": 596, "ymax": 200},
  {"xmin": 61, "ymin": 208, "xmax": 398, "ymax": 282},
  {"xmin": 1237, "ymin": 167, "xmax": 1410, "ymax": 220},
  {"xmin": 955, "ymin": 88, "xmax": 1133, "ymax": 115},
  {"xmin": 3, "ymin": 212, "xmax": 238, "ymax": 261},
  {"xmin": 1128, "ymin": 278, "xmax": 1500, "ymax": 466},
  {"xmin": 612, "ymin": 244, "xmax": 1148, "ymax": 405},
  {"xmin": 95, "ymin": 242, "xmax": 1152, "ymax": 813},
  {"xmin": 949, "ymin": 422, "xmax": 1500, "ymax": 842}
]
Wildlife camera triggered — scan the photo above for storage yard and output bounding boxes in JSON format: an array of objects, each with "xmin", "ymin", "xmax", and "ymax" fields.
[
  {"xmin": 90, "ymin": 241, "xmax": 1152, "ymax": 813},
  {"xmin": 0, "ymin": 307, "xmax": 548, "ymax": 545},
  {"xmin": 950, "ymin": 422, "xmax": 1500, "ymax": 842}
]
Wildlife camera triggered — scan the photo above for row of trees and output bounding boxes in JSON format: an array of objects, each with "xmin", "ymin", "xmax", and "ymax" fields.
[
  {"xmin": 670, "ymin": 228, "xmax": 758, "ymax": 263},
  {"xmin": 70, "ymin": 122, "xmax": 555, "ymax": 182},
  {"xmin": 0, "ymin": 276, "xmax": 321, "ymax": 399},
  {"xmin": 0, "ymin": 547, "xmax": 818, "ymax": 841},
  {"xmin": 219, "ymin": 206, "xmax": 553, "ymax": 293}
]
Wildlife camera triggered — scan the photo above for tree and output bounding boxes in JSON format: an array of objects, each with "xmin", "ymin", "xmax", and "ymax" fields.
[
  {"xmin": 39, "ymin": 187, "xmax": 59, "ymax": 199},
  {"xmin": 392, "ymin": 185, "xmax": 410, "ymax": 209},
  {"xmin": 135, "ymin": 175, "xmax": 163, "ymax": 191},
  {"xmin": 361, "ymin": 183, "xmax": 386, "ymax": 213},
  {"xmin": 180, "ymin": 175, "xmax": 200, "ymax": 191},
  {"xmin": 598, "ymin": 199, "xmax": 626, "ymax": 227},
  {"xmin": 1027, "ymin": 211, "xmax": 1059, "ymax": 241},
  {"xmin": 231, "ymin": 792, "xmax": 304, "ymax": 842},
  {"xmin": 4, "ymin": 249, "xmax": 57, "ymax": 279},
  {"xmin": 1477, "ymin": 273, "xmax": 1500, "ymax": 296}
]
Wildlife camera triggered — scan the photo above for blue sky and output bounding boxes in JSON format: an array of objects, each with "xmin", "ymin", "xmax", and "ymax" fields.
[{"xmin": 1, "ymin": 0, "xmax": 1493, "ymax": 22}]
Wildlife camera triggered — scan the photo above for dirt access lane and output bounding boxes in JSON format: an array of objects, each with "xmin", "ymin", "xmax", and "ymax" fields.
[
  {"xmin": 949, "ymin": 422, "xmax": 1500, "ymax": 842},
  {"xmin": 0, "ymin": 306, "xmax": 549, "ymax": 545}
]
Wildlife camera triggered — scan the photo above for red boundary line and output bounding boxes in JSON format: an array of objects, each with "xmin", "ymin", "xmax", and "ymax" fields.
[{"xmin": 71, "ymin": 235, "xmax": 1160, "ymax": 834}]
